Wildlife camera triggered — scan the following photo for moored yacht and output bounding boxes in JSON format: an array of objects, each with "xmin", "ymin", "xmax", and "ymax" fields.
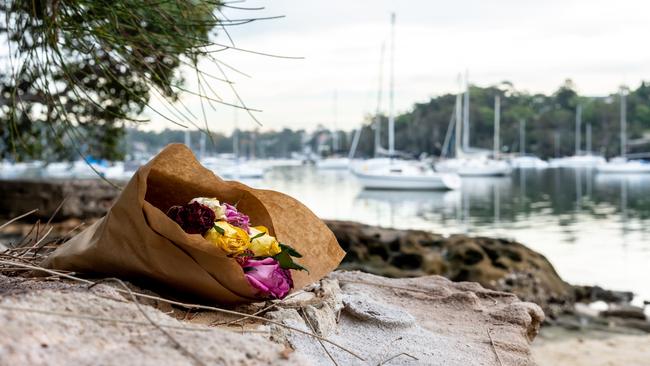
[
  {"xmin": 510, "ymin": 155, "xmax": 549, "ymax": 169},
  {"xmin": 597, "ymin": 87, "xmax": 650, "ymax": 174},
  {"xmin": 355, "ymin": 159, "xmax": 461, "ymax": 190},
  {"xmin": 435, "ymin": 89, "xmax": 511, "ymax": 177},
  {"xmin": 549, "ymin": 104, "xmax": 605, "ymax": 168},
  {"xmin": 351, "ymin": 13, "xmax": 460, "ymax": 190}
]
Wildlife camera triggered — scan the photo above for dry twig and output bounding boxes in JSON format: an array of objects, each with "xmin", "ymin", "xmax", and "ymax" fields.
[
  {"xmin": 377, "ymin": 352, "xmax": 419, "ymax": 365},
  {"xmin": 89, "ymin": 278, "xmax": 207, "ymax": 366},
  {"xmin": 0, "ymin": 260, "xmax": 365, "ymax": 361},
  {"xmin": 487, "ymin": 328, "xmax": 504, "ymax": 366},
  {"xmin": 300, "ymin": 308, "xmax": 339, "ymax": 366},
  {"xmin": 0, "ymin": 209, "xmax": 38, "ymax": 231},
  {"xmin": 214, "ymin": 290, "xmax": 305, "ymax": 326},
  {"xmin": 0, "ymin": 305, "xmax": 211, "ymax": 332}
]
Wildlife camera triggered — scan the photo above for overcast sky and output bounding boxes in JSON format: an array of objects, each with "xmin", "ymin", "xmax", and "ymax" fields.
[{"xmin": 143, "ymin": 0, "xmax": 650, "ymax": 132}]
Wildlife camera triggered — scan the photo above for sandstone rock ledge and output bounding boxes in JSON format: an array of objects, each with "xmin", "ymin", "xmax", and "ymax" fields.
[{"xmin": 0, "ymin": 271, "xmax": 543, "ymax": 365}]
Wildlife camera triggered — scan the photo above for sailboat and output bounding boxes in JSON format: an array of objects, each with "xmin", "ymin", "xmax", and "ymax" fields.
[
  {"xmin": 597, "ymin": 87, "xmax": 650, "ymax": 174},
  {"xmin": 316, "ymin": 156, "xmax": 350, "ymax": 170},
  {"xmin": 353, "ymin": 13, "xmax": 460, "ymax": 190},
  {"xmin": 435, "ymin": 81, "xmax": 511, "ymax": 177},
  {"xmin": 549, "ymin": 104, "xmax": 606, "ymax": 168},
  {"xmin": 202, "ymin": 111, "xmax": 266, "ymax": 179},
  {"xmin": 510, "ymin": 119, "xmax": 549, "ymax": 169},
  {"xmin": 317, "ymin": 91, "xmax": 353, "ymax": 170}
]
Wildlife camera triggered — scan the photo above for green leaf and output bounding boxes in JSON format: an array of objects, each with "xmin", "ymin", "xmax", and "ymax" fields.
[
  {"xmin": 213, "ymin": 224, "xmax": 225, "ymax": 235},
  {"xmin": 279, "ymin": 243, "xmax": 303, "ymax": 258},
  {"xmin": 273, "ymin": 250, "xmax": 308, "ymax": 273},
  {"xmin": 250, "ymin": 232, "xmax": 265, "ymax": 241}
]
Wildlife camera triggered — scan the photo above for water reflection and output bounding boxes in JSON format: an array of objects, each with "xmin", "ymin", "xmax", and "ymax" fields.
[
  {"xmin": 257, "ymin": 166, "xmax": 650, "ymax": 301},
  {"xmin": 355, "ymin": 189, "xmax": 460, "ymax": 229}
]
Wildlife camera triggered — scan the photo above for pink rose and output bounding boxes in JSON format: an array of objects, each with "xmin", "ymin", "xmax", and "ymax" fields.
[
  {"xmin": 241, "ymin": 257, "xmax": 293, "ymax": 299},
  {"xmin": 223, "ymin": 203, "xmax": 250, "ymax": 233}
]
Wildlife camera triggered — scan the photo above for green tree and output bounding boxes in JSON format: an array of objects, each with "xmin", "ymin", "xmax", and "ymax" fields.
[{"xmin": 0, "ymin": 0, "xmax": 223, "ymax": 161}]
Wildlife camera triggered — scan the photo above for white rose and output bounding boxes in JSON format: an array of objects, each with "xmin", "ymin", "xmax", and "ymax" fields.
[{"xmin": 189, "ymin": 197, "xmax": 226, "ymax": 219}]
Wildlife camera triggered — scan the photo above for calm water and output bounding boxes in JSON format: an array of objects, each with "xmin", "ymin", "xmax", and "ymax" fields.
[{"xmin": 245, "ymin": 166, "xmax": 650, "ymax": 303}]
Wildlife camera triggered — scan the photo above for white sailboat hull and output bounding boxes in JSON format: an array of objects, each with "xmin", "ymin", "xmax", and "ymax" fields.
[
  {"xmin": 549, "ymin": 155, "xmax": 606, "ymax": 168},
  {"xmin": 219, "ymin": 165, "xmax": 265, "ymax": 179},
  {"xmin": 355, "ymin": 171, "xmax": 460, "ymax": 190},
  {"xmin": 435, "ymin": 158, "xmax": 512, "ymax": 177},
  {"xmin": 510, "ymin": 156, "xmax": 549, "ymax": 169},
  {"xmin": 597, "ymin": 159, "xmax": 650, "ymax": 174},
  {"xmin": 316, "ymin": 158, "xmax": 350, "ymax": 170},
  {"xmin": 202, "ymin": 158, "xmax": 266, "ymax": 179},
  {"xmin": 353, "ymin": 161, "xmax": 460, "ymax": 190}
]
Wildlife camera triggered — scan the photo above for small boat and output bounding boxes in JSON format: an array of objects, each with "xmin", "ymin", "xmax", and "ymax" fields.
[
  {"xmin": 435, "ymin": 78, "xmax": 511, "ymax": 177},
  {"xmin": 200, "ymin": 114, "xmax": 267, "ymax": 180},
  {"xmin": 549, "ymin": 104, "xmax": 606, "ymax": 168},
  {"xmin": 219, "ymin": 163, "xmax": 266, "ymax": 179},
  {"xmin": 354, "ymin": 160, "xmax": 461, "ymax": 190},
  {"xmin": 510, "ymin": 119, "xmax": 549, "ymax": 169},
  {"xmin": 549, "ymin": 154, "xmax": 606, "ymax": 168},
  {"xmin": 318, "ymin": 121, "xmax": 363, "ymax": 171},
  {"xmin": 597, "ymin": 157, "xmax": 650, "ymax": 174},
  {"xmin": 202, "ymin": 157, "xmax": 266, "ymax": 179},
  {"xmin": 597, "ymin": 88, "xmax": 650, "ymax": 174},
  {"xmin": 510, "ymin": 155, "xmax": 549, "ymax": 169},
  {"xmin": 437, "ymin": 157, "xmax": 512, "ymax": 176},
  {"xmin": 316, "ymin": 157, "xmax": 351, "ymax": 170}
]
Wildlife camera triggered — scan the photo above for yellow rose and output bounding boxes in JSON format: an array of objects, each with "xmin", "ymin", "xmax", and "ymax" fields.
[
  {"xmin": 248, "ymin": 226, "xmax": 281, "ymax": 257},
  {"xmin": 205, "ymin": 221, "xmax": 250, "ymax": 255}
]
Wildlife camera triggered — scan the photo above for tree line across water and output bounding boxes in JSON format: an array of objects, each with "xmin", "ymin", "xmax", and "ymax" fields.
[
  {"xmin": 3, "ymin": 79, "xmax": 650, "ymax": 161},
  {"xmin": 127, "ymin": 79, "xmax": 650, "ymax": 160}
]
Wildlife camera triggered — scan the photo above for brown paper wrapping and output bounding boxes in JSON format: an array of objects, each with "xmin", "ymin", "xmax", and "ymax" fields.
[{"xmin": 42, "ymin": 144, "xmax": 345, "ymax": 304}]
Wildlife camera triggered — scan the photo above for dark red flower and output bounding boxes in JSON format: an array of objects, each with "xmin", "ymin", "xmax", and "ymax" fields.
[{"xmin": 166, "ymin": 201, "xmax": 216, "ymax": 234}]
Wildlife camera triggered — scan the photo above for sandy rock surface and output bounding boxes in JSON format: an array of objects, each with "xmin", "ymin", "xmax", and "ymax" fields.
[
  {"xmin": 0, "ymin": 270, "xmax": 543, "ymax": 366},
  {"xmin": 532, "ymin": 334, "xmax": 650, "ymax": 366},
  {"xmin": 280, "ymin": 271, "xmax": 544, "ymax": 365},
  {"xmin": 0, "ymin": 275, "xmax": 308, "ymax": 366}
]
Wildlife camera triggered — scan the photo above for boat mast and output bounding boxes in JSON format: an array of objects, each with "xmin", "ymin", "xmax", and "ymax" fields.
[
  {"xmin": 233, "ymin": 107, "xmax": 239, "ymax": 160},
  {"xmin": 462, "ymin": 70, "xmax": 470, "ymax": 151},
  {"xmin": 519, "ymin": 119, "xmax": 526, "ymax": 155},
  {"xmin": 455, "ymin": 74, "xmax": 463, "ymax": 158},
  {"xmin": 332, "ymin": 90, "xmax": 339, "ymax": 153},
  {"xmin": 494, "ymin": 95, "xmax": 501, "ymax": 159},
  {"xmin": 348, "ymin": 128, "xmax": 362, "ymax": 160},
  {"xmin": 374, "ymin": 42, "xmax": 386, "ymax": 157},
  {"xmin": 440, "ymin": 102, "xmax": 456, "ymax": 158},
  {"xmin": 388, "ymin": 12, "xmax": 396, "ymax": 156},
  {"xmin": 586, "ymin": 123, "xmax": 592, "ymax": 154},
  {"xmin": 575, "ymin": 104, "xmax": 582, "ymax": 156},
  {"xmin": 620, "ymin": 87, "xmax": 627, "ymax": 158}
]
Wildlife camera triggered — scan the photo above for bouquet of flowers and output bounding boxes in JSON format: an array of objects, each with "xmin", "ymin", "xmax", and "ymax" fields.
[
  {"xmin": 167, "ymin": 198, "xmax": 306, "ymax": 299},
  {"xmin": 42, "ymin": 144, "xmax": 344, "ymax": 304}
]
